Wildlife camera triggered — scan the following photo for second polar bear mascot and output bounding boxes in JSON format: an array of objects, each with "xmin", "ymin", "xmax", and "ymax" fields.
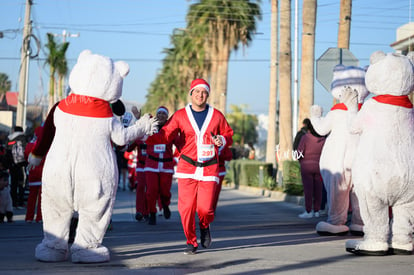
[{"xmin": 310, "ymin": 65, "xmax": 368, "ymax": 236}]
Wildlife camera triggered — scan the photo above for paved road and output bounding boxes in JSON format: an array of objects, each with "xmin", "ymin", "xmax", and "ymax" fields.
[{"xmin": 1, "ymin": 182, "xmax": 413, "ymax": 274}]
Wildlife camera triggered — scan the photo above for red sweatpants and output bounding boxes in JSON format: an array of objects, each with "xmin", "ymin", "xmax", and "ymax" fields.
[
  {"xmin": 135, "ymin": 171, "xmax": 148, "ymax": 215},
  {"xmin": 146, "ymin": 172, "xmax": 173, "ymax": 214},
  {"xmin": 25, "ymin": 185, "xmax": 42, "ymax": 222},
  {"xmin": 177, "ymin": 178, "xmax": 216, "ymax": 247},
  {"xmin": 212, "ymin": 176, "xmax": 225, "ymax": 212}
]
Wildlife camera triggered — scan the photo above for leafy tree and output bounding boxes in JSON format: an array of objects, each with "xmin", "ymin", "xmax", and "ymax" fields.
[
  {"xmin": 45, "ymin": 33, "xmax": 69, "ymax": 110},
  {"xmin": 226, "ymin": 104, "xmax": 258, "ymax": 146},
  {"xmin": 144, "ymin": 0, "xmax": 262, "ymax": 116},
  {"xmin": 186, "ymin": 0, "xmax": 262, "ymax": 114},
  {"xmin": 0, "ymin": 73, "xmax": 12, "ymax": 96}
]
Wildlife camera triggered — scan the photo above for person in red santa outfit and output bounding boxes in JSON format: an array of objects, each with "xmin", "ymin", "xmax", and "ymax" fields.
[
  {"xmin": 131, "ymin": 139, "xmax": 149, "ymax": 222},
  {"xmin": 24, "ymin": 126, "xmax": 45, "ymax": 223},
  {"xmin": 144, "ymin": 78, "xmax": 233, "ymax": 255},
  {"xmin": 144, "ymin": 106, "xmax": 175, "ymax": 225}
]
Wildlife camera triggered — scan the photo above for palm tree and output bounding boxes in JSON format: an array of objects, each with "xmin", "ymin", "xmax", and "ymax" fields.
[
  {"xmin": 278, "ymin": 0, "xmax": 293, "ymax": 167},
  {"xmin": 266, "ymin": 0, "xmax": 279, "ymax": 168},
  {"xmin": 56, "ymin": 55, "xmax": 69, "ymax": 101},
  {"xmin": 298, "ymin": 0, "xmax": 317, "ymax": 125},
  {"xmin": 338, "ymin": 0, "xmax": 352, "ymax": 49},
  {"xmin": 45, "ymin": 33, "xmax": 69, "ymax": 110},
  {"xmin": 187, "ymin": 0, "xmax": 261, "ymax": 114},
  {"xmin": 0, "ymin": 73, "xmax": 12, "ymax": 96}
]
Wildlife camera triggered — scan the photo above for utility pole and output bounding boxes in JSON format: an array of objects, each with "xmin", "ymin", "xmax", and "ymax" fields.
[
  {"xmin": 52, "ymin": 29, "xmax": 80, "ymax": 43},
  {"xmin": 16, "ymin": 0, "xmax": 32, "ymax": 130},
  {"xmin": 338, "ymin": 0, "xmax": 352, "ymax": 49},
  {"xmin": 266, "ymin": 0, "xmax": 278, "ymax": 168}
]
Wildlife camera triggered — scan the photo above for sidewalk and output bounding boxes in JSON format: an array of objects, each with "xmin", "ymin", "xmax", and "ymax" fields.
[{"xmin": 1, "ymin": 183, "xmax": 413, "ymax": 275}]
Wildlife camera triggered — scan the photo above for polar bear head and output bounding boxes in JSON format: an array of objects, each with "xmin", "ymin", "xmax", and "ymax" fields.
[
  {"xmin": 68, "ymin": 50, "xmax": 129, "ymax": 103},
  {"xmin": 330, "ymin": 64, "xmax": 369, "ymax": 103},
  {"xmin": 365, "ymin": 51, "xmax": 414, "ymax": 96}
]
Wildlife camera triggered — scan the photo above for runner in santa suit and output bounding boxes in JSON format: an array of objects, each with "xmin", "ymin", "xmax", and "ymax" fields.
[
  {"xmin": 144, "ymin": 106, "xmax": 175, "ymax": 225},
  {"xmin": 124, "ymin": 149, "xmax": 138, "ymax": 190},
  {"xmin": 131, "ymin": 139, "xmax": 148, "ymax": 222},
  {"xmin": 144, "ymin": 79, "xmax": 233, "ymax": 255}
]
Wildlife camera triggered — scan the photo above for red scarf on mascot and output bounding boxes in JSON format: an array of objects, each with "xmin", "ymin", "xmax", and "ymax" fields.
[
  {"xmin": 372, "ymin": 94, "xmax": 413, "ymax": 109},
  {"xmin": 58, "ymin": 93, "xmax": 113, "ymax": 117}
]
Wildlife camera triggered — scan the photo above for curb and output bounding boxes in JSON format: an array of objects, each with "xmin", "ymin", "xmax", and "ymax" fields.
[{"xmin": 226, "ymin": 183, "xmax": 304, "ymax": 206}]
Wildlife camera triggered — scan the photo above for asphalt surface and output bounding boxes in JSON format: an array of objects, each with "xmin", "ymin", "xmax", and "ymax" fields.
[{"xmin": 1, "ymin": 182, "xmax": 413, "ymax": 274}]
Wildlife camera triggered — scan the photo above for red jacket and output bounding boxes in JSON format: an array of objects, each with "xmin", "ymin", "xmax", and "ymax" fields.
[
  {"xmin": 25, "ymin": 131, "xmax": 45, "ymax": 185},
  {"xmin": 146, "ymin": 104, "xmax": 233, "ymax": 183},
  {"xmin": 132, "ymin": 140, "xmax": 147, "ymax": 172}
]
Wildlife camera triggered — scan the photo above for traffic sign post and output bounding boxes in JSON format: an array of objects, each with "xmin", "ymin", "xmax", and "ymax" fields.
[{"xmin": 316, "ymin": 48, "xmax": 359, "ymax": 92}]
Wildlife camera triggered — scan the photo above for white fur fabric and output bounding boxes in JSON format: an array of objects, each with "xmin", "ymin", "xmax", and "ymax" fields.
[
  {"xmin": 347, "ymin": 52, "xmax": 414, "ymax": 253},
  {"xmin": 36, "ymin": 107, "xmax": 151, "ymax": 263},
  {"xmin": 69, "ymin": 50, "xmax": 129, "ymax": 103},
  {"xmin": 311, "ymin": 109, "xmax": 361, "ymax": 229},
  {"xmin": 310, "ymin": 65, "xmax": 367, "ymax": 234},
  {"xmin": 348, "ymin": 95, "xmax": 414, "ymax": 251},
  {"xmin": 36, "ymin": 50, "xmax": 153, "ymax": 263}
]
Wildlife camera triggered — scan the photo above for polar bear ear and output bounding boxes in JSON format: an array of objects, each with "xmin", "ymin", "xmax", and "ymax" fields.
[
  {"xmin": 369, "ymin": 51, "xmax": 386, "ymax": 65},
  {"xmin": 77, "ymin": 49, "xmax": 92, "ymax": 62},
  {"xmin": 115, "ymin": 61, "xmax": 129, "ymax": 78}
]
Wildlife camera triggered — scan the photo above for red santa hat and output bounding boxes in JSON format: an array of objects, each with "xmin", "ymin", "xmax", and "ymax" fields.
[
  {"xmin": 189, "ymin": 78, "xmax": 210, "ymax": 95},
  {"xmin": 156, "ymin": 106, "xmax": 169, "ymax": 116}
]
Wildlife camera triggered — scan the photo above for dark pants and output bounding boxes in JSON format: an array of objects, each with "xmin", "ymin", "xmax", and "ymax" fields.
[
  {"xmin": 9, "ymin": 165, "xmax": 26, "ymax": 207},
  {"xmin": 299, "ymin": 161, "xmax": 323, "ymax": 213}
]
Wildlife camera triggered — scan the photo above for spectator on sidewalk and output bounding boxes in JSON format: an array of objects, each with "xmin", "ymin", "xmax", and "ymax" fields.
[
  {"xmin": 6, "ymin": 126, "xmax": 28, "ymax": 209},
  {"xmin": 293, "ymin": 118, "xmax": 311, "ymax": 152},
  {"xmin": 297, "ymin": 121, "xmax": 326, "ymax": 218},
  {"xmin": 0, "ymin": 161, "xmax": 13, "ymax": 223}
]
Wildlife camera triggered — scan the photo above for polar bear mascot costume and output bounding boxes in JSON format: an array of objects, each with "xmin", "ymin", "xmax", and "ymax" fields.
[
  {"xmin": 344, "ymin": 51, "xmax": 414, "ymax": 256},
  {"xmin": 29, "ymin": 50, "xmax": 158, "ymax": 263},
  {"xmin": 310, "ymin": 65, "xmax": 368, "ymax": 236}
]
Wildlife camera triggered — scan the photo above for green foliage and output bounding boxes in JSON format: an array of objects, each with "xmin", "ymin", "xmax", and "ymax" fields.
[
  {"xmin": 144, "ymin": 0, "xmax": 262, "ymax": 113},
  {"xmin": 228, "ymin": 159, "xmax": 303, "ymax": 196},
  {"xmin": 226, "ymin": 104, "xmax": 258, "ymax": 146},
  {"xmin": 0, "ymin": 73, "xmax": 11, "ymax": 95},
  {"xmin": 45, "ymin": 33, "xmax": 69, "ymax": 100},
  {"xmin": 282, "ymin": 160, "xmax": 303, "ymax": 196},
  {"xmin": 228, "ymin": 159, "xmax": 273, "ymax": 188},
  {"xmin": 262, "ymin": 174, "xmax": 279, "ymax": 191}
]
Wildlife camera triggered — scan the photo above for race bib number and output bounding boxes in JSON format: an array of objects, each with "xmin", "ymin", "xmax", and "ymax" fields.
[
  {"xmin": 154, "ymin": 144, "xmax": 166, "ymax": 153},
  {"xmin": 198, "ymin": 144, "xmax": 215, "ymax": 161},
  {"xmin": 141, "ymin": 149, "xmax": 147, "ymax": 156}
]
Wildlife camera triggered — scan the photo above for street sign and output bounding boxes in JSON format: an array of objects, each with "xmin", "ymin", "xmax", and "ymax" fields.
[{"xmin": 316, "ymin": 48, "xmax": 359, "ymax": 92}]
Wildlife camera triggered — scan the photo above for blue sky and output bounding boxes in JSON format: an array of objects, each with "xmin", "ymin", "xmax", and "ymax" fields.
[{"xmin": 0, "ymin": 0, "xmax": 410, "ymax": 116}]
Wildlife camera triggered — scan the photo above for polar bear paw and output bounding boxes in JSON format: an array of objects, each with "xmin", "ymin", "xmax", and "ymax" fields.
[
  {"xmin": 340, "ymin": 86, "xmax": 358, "ymax": 111},
  {"xmin": 35, "ymin": 243, "xmax": 68, "ymax": 262},
  {"xmin": 316, "ymin": 221, "xmax": 349, "ymax": 236},
  {"xmin": 71, "ymin": 245, "xmax": 110, "ymax": 263},
  {"xmin": 345, "ymin": 239, "xmax": 389, "ymax": 256},
  {"xmin": 136, "ymin": 114, "xmax": 159, "ymax": 136},
  {"xmin": 389, "ymin": 242, "xmax": 413, "ymax": 255},
  {"xmin": 310, "ymin": 105, "xmax": 323, "ymax": 118}
]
